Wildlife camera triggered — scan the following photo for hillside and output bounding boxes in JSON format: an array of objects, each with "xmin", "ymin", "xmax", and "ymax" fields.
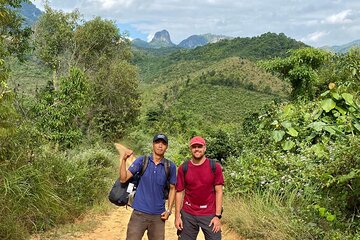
[
  {"xmin": 321, "ymin": 39, "xmax": 360, "ymax": 53},
  {"xmin": 9, "ymin": 58, "xmax": 51, "ymax": 97},
  {"xmin": 133, "ymin": 32, "xmax": 298, "ymax": 130},
  {"xmin": 134, "ymin": 32, "xmax": 308, "ymax": 84},
  {"xmin": 166, "ymin": 32, "xmax": 308, "ymax": 62}
]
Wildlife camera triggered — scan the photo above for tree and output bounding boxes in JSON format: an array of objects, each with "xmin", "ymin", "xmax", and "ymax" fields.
[
  {"xmin": 74, "ymin": 16, "xmax": 132, "ymax": 73},
  {"xmin": 260, "ymin": 48, "xmax": 332, "ymax": 100},
  {"xmin": 33, "ymin": 68, "xmax": 90, "ymax": 148},
  {"xmin": 33, "ymin": 4, "xmax": 80, "ymax": 79},
  {"xmin": 1, "ymin": 0, "xmax": 31, "ymax": 97},
  {"xmin": 1, "ymin": 0, "xmax": 31, "ymax": 161},
  {"xmin": 91, "ymin": 59, "xmax": 140, "ymax": 139}
]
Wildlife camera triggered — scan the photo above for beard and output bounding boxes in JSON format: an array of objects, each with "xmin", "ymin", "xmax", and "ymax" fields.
[{"xmin": 192, "ymin": 151, "xmax": 205, "ymax": 160}]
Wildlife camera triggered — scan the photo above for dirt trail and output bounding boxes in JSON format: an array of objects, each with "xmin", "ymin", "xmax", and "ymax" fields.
[{"xmin": 31, "ymin": 143, "xmax": 241, "ymax": 240}]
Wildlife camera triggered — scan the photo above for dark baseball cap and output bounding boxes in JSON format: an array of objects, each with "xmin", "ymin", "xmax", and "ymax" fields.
[{"xmin": 153, "ymin": 133, "xmax": 168, "ymax": 144}]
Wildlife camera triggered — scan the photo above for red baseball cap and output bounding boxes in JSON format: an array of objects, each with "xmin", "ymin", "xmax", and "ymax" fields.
[{"xmin": 190, "ymin": 136, "xmax": 206, "ymax": 146}]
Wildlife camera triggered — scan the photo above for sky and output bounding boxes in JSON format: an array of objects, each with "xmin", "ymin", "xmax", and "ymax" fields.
[{"xmin": 32, "ymin": 0, "xmax": 360, "ymax": 47}]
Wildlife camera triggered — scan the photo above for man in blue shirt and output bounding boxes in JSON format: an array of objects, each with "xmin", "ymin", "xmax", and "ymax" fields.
[{"xmin": 120, "ymin": 133, "xmax": 177, "ymax": 240}]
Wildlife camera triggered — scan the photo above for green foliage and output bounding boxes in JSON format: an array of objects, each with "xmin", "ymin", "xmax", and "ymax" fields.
[
  {"xmin": 8, "ymin": 57, "xmax": 51, "ymax": 97},
  {"xmin": 74, "ymin": 16, "xmax": 132, "ymax": 72},
  {"xmin": 33, "ymin": 68, "xmax": 90, "ymax": 148},
  {"xmin": 224, "ymin": 84, "xmax": 360, "ymax": 236},
  {"xmin": 0, "ymin": 144, "xmax": 115, "ymax": 239},
  {"xmin": 168, "ymin": 32, "xmax": 308, "ymax": 62},
  {"xmin": 1, "ymin": 0, "xmax": 31, "ymax": 119},
  {"xmin": 223, "ymin": 193, "xmax": 315, "ymax": 240},
  {"xmin": 91, "ymin": 60, "xmax": 141, "ymax": 140},
  {"xmin": 134, "ymin": 33, "xmax": 307, "ymax": 87},
  {"xmin": 260, "ymin": 48, "xmax": 332, "ymax": 100},
  {"xmin": 33, "ymin": 4, "xmax": 80, "ymax": 71},
  {"xmin": 32, "ymin": 6, "xmax": 139, "ymax": 140}
]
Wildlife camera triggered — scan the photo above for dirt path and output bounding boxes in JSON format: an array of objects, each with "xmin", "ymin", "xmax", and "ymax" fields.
[{"xmin": 31, "ymin": 143, "xmax": 241, "ymax": 240}]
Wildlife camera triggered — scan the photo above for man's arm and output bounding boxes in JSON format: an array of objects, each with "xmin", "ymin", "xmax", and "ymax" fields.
[
  {"xmin": 174, "ymin": 190, "xmax": 184, "ymax": 230},
  {"xmin": 119, "ymin": 149, "xmax": 134, "ymax": 183},
  {"xmin": 214, "ymin": 185, "xmax": 223, "ymax": 216},
  {"xmin": 167, "ymin": 184, "xmax": 176, "ymax": 211},
  {"xmin": 209, "ymin": 185, "xmax": 223, "ymax": 233},
  {"xmin": 161, "ymin": 184, "xmax": 176, "ymax": 220}
]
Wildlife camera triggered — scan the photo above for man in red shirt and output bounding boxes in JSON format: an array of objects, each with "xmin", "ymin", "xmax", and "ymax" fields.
[{"xmin": 175, "ymin": 136, "xmax": 224, "ymax": 240}]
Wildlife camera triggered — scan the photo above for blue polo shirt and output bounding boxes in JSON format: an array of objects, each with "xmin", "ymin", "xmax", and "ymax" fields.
[{"xmin": 128, "ymin": 155, "xmax": 177, "ymax": 215}]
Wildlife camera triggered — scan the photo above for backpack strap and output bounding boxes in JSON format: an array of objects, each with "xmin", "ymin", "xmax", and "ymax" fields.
[
  {"xmin": 210, "ymin": 159, "xmax": 216, "ymax": 174},
  {"xmin": 164, "ymin": 158, "xmax": 170, "ymax": 180},
  {"xmin": 183, "ymin": 159, "xmax": 216, "ymax": 177},
  {"xmin": 182, "ymin": 160, "xmax": 189, "ymax": 177},
  {"xmin": 140, "ymin": 155, "xmax": 149, "ymax": 176},
  {"xmin": 140, "ymin": 155, "xmax": 170, "ymax": 180}
]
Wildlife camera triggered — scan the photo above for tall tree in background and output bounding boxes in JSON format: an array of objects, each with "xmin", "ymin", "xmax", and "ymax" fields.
[
  {"xmin": 0, "ymin": 0, "xmax": 31, "ymax": 160},
  {"xmin": 74, "ymin": 16, "xmax": 132, "ymax": 73},
  {"xmin": 33, "ymin": 7, "xmax": 140, "ymax": 141},
  {"xmin": 33, "ymin": 4, "xmax": 80, "ymax": 87},
  {"xmin": 260, "ymin": 48, "xmax": 331, "ymax": 100},
  {"xmin": 92, "ymin": 59, "xmax": 141, "ymax": 139},
  {"xmin": 73, "ymin": 16, "xmax": 139, "ymax": 139}
]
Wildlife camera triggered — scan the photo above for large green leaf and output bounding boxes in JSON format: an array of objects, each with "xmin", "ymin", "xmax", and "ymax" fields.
[
  {"xmin": 335, "ymin": 105, "xmax": 347, "ymax": 115},
  {"xmin": 272, "ymin": 130, "xmax": 285, "ymax": 142},
  {"xmin": 281, "ymin": 120, "xmax": 292, "ymax": 129},
  {"xmin": 282, "ymin": 140, "xmax": 295, "ymax": 150},
  {"xmin": 354, "ymin": 122, "xmax": 360, "ymax": 132},
  {"xmin": 312, "ymin": 143, "xmax": 326, "ymax": 158},
  {"xmin": 321, "ymin": 98, "xmax": 336, "ymax": 112},
  {"xmin": 331, "ymin": 92, "xmax": 341, "ymax": 100},
  {"xmin": 342, "ymin": 93, "xmax": 354, "ymax": 106},
  {"xmin": 320, "ymin": 90, "xmax": 330, "ymax": 97},
  {"xmin": 287, "ymin": 127, "xmax": 298, "ymax": 137},
  {"xmin": 308, "ymin": 121, "xmax": 326, "ymax": 131},
  {"xmin": 326, "ymin": 214, "xmax": 336, "ymax": 222}
]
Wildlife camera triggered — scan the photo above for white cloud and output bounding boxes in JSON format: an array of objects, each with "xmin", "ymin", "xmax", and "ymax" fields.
[
  {"xmin": 323, "ymin": 10, "xmax": 352, "ymax": 24},
  {"xmin": 32, "ymin": 0, "xmax": 360, "ymax": 47},
  {"xmin": 302, "ymin": 31, "xmax": 329, "ymax": 43},
  {"xmin": 147, "ymin": 34, "xmax": 154, "ymax": 42}
]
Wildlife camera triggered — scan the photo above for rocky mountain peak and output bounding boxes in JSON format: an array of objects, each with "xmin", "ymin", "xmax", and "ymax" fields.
[
  {"xmin": 151, "ymin": 29, "xmax": 172, "ymax": 43},
  {"xmin": 149, "ymin": 29, "xmax": 175, "ymax": 48}
]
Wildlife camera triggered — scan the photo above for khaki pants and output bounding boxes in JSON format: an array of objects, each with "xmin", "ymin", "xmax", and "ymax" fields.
[{"xmin": 126, "ymin": 210, "xmax": 165, "ymax": 240}]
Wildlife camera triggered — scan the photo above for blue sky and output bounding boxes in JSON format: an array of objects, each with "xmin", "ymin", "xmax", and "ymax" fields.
[{"xmin": 32, "ymin": 0, "xmax": 360, "ymax": 47}]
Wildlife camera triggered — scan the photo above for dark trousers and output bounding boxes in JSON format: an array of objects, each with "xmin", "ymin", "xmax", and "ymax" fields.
[
  {"xmin": 178, "ymin": 210, "xmax": 221, "ymax": 240},
  {"xmin": 126, "ymin": 210, "xmax": 165, "ymax": 240}
]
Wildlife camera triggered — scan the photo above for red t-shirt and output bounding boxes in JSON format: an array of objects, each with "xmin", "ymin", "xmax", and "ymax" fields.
[{"xmin": 176, "ymin": 158, "xmax": 224, "ymax": 216}]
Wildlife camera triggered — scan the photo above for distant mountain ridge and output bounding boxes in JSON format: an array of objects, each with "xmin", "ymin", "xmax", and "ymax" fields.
[
  {"xmin": 178, "ymin": 33, "xmax": 232, "ymax": 48},
  {"xmin": 132, "ymin": 30, "xmax": 232, "ymax": 49},
  {"xmin": 18, "ymin": 2, "xmax": 42, "ymax": 26},
  {"xmin": 320, "ymin": 40, "xmax": 360, "ymax": 53}
]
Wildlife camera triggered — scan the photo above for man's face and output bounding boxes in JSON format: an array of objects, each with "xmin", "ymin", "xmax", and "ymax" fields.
[
  {"xmin": 190, "ymin": 144, "xmax": 206, "ymax": 160},
  {"xmin": 153, "ymin": 140, "xmax": 168, "ymax": 156}
]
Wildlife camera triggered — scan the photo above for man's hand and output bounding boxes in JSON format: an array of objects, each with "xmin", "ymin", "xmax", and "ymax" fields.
[
  {"xmin": 122, "ymin": 148, "xmax": 133, "ymax": 161},
  {"xmin": 209, "ymin": 217, "xmax": 221, "ymax": 233},
  {"xmin": 160, "ymin": 210, "xmax": 171, "ymax": 220},
  {"xmin": 175, "ymin": 215, "xmax": 183, "ymax": 230}
]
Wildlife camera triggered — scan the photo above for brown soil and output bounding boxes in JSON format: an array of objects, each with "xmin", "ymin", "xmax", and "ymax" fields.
[{"xmin": 31, "ymin": 143, "xmax": 242, "ymax": 240}]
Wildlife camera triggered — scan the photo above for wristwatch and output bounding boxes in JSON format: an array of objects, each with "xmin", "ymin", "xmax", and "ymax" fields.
[
  {"xmin": 166, "ymin": 209, "xmax": 172, "ymax": 215},
  {"xmin": 215, "ymin": 214, "xmax": 222, "ymax": 219}
]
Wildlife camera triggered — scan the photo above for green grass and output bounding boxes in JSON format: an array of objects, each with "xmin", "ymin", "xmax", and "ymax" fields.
[
  {"xmin": 8, "ymin": 57, "xmax": 51, "ymax": 98},
  {"xmin": 223, "ymin": 192, "xmax": 313, "ymax": 240},
  {"xmin": 0, "ymin": 143, "xmax": 117, "ymax": 240},
  {"xmin": 171, "ymin": 84, "xmax": 282, "ymax": 124}
]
